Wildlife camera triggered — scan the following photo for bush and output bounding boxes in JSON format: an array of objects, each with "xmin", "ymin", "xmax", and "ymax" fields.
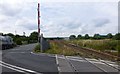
[
  {"xmin": 15, "ymin": 39, "xmax": 22, "ymax": 45},
  {"xmin": 34, "ymin": 43, "xmax": 41, "ymax": 52},
  {"xmin": 113, "ymin": 33, "xmax": 120, "ymax": 40},
  {"xmin": 45, "ymin": 42, "xmax": 62, "ymax": 54}
]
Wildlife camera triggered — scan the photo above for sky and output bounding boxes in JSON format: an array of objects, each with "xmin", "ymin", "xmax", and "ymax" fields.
[{"xmin": 0, "ymin": 0, "xmax": 119, "ymax": 37}]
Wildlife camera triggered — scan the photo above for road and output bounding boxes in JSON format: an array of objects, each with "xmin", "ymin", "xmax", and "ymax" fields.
[{"xmin": 1, "ymin": 44, "xmax": 119, "ymax": 74}]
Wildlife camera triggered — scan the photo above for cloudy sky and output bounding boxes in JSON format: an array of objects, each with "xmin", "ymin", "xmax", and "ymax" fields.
[{"xmin": 0, "ymin": 0, "xmax": 119, "ymax": 37}]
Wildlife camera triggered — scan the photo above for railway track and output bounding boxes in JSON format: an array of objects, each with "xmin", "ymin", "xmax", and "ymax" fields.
[
  {"xmin": 98, "ymin": 59, "xmax": 120, "ymax": 71},
  {"xmin": 52, "ymin": 40, "xmax": 119, "ymax": 73},
  {"xmin": 64, "ymin": 56, "xmax": 78, "ymax": 73},
  {"xmin": 83, "ymin": 58, "xmax": 108, "ymax": 74},
  {"xmin": 61, "ymin": 55, "xmax": 119, "ymax": 74},
  {"xmin": 64, "ymin": 56, "xmax": 118, "ymax": 74},
  {"xmin": 59, "ymin": 40, "xmax": 120, "ymax": 62}
]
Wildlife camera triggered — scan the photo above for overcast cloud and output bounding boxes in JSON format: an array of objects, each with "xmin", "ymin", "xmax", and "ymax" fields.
[{"xmin": 0, "ymin": 0, "xmax": 119, "ymax": 37}]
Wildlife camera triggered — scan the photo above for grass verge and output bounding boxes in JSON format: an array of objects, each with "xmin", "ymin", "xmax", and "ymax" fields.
[
  {"xmin": 33, "ymin": 43, "xmax": 41, "ymax": 53},
  {"xmin": 67, "ymin": 39, "xmax": 119, "ymax": 56}
]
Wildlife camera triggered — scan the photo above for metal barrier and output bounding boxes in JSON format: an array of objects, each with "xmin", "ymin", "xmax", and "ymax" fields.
[{"xmin": 40, "ymin": 34, "xmax": 50, "ymax": 52}]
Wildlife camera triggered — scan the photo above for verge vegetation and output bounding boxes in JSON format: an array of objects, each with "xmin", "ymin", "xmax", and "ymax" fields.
[
  {"xmin": 67, "ymin": 39, "xmax": 119, "ymax": 56},
  {"xmin": 34, "ymin": 41, "xmax": 79, "ymax": 56}
]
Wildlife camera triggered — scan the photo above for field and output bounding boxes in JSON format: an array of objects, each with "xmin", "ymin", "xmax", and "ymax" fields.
[
  {"xmin": 34, "ymin": 39, "xmax": 120, "ymax": 61},
  {"xmin": 67, "ymin": 39, "xmax": 120, "ymax": 56}
]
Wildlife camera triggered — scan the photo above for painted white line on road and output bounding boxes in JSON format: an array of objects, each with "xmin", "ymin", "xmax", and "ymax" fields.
[
  {"xmin": 55, "ymin": 54, "xmax": 61, "ymax": 72},
  {"xmin": 57, "ymin": 56, "xmax": 65, "ymax": 59},
  {"xmin": 84, "ymin": 58, "xmax": 108, "ymax": 72},
  {"xmin": 99, "ymin": 60, "xmax": 119, "ymax": 70},
  {"xmin": 65, "ymin": 56, "xmax": 77, "ymax": 72},
  {"xmin": 99, "ymin": 60, "xmax": 118, "ymax": 66},
  {"xmin": 66, "ymin": 56, "xmax": 83, "ymax": 59},
  {"xmin": 30, "ymin": 52, "xmax": 55, "ymax": 58},
  {"xmin": 66, "ymin": 56, "xmax": 105, "ymax": 65},
  {"xmin": 67, "ymin": 58, "xmax": 87, "ymax": 62},
  {"xmin": 0, "ymin": 63, "xmax": 26, "ymax": 73},
  {"xmin": 0, "ymin": 61, "xmax": 41, "ymax": 74},
  {"xmin": 11, "ymin": 49, "xmax": 20, "ymax": 50},
  {"xmin": 9, "ymin": 52, "xmax": 26, "ymax": 53}
]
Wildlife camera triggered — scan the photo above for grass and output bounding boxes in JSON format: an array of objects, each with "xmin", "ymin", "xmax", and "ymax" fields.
[
  {"xmin": 33, "ymin": 39, "xmax": 120, "ymax": 56},
  {"xmin": 67, "ymin": 39, "xmax": 120, "ymax": 56},
  {"xmin": 43, "ymin": 41, "xmax": 80, "ymax": 56},
  {"xmin": 44, "ymin": 42, "xmax": 62, "ymax": 54},
  {"xmin": 33, "ymin": 40, "xmax": 119, "ymax": 61},
  {"xmin": 33, "ymin": 43, "xmax": 41, "ymax": 53}
]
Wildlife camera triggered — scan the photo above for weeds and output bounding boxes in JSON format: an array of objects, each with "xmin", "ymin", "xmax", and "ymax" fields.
[
  {"xmin": 67, "ymin": 39, "xmax": 119, "ymax": 56},
  {"xmin": 33, "ymin": 43, "xmax": 41, "ymax": 53}
]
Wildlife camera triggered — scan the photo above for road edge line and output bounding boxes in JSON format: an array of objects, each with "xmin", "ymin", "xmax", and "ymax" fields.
[
  {"xmin": 55, "ymin": 54, "xmax": 61, "ymax": 72},
  {"xmin": 0, "ymin": 61, "xmax": 41, "ymax": 74},
  {"xmin": 0, "ymin": 63, "xmax": 26, "ymax": 73}
]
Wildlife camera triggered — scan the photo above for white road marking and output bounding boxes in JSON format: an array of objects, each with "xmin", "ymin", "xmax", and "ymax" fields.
[
  {"xmin": 0, "ymin": 61, "xmax": 41, "ymax": 74},
  {"xmin": 65, "ymin": 56, "xmax": 77, "ymax": 72},
  {"xmin": 99, "ymin": 60, "xmax": 119, "ymax": 70},
  {"xmin": 84, "ymin": 58, "xmax": 108, "ymax": 72},
  {"xmin": 66, "ymin": 56, "xmax": 105, "ymax": 65},
  {"xmin": 55, "ymin": 54, "xmax": 61, "ymax": 72},
  {"xmin": 0, "ymin": 63, "xmax": 26, "ymax": 73},
  {"xmin": 66, "ymin": 56, "xmax": 83, "ymax": 59},
  {"xmin": 30, "ymin": 52, "xmax": 55, "ymax": 57},
  {"xmin": 31, "ymin": 52, "xmax": 116, "ymax": 65},
  {"xmin": 9, "ymin": 52, "xmax": 26, "ymax": 53},
  {"xmin": 11, "ymin": 49, "xmax": 20, "ymax": 50},
  {"xmin": 99, "ymin": 60, "xmax": 118, "ymax": 66}
]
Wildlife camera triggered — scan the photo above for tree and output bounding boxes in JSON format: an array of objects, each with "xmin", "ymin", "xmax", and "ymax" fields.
[
  {"xmin": 84, "ymin": 34, "xmax": 90, "ymax": 39},
  {"xmin": 6, "ymin": 33, "xmax": 14, "ymax": 37},
  {"xmin": 69, "ymin": 35, "xmax": 76, "ymax": 40},
  {"xmin": 15, "ymin": 34, "xmax": 20, "ymax": 38},
  {"xmin": 29, "ymin": 32, "xmax": 38, "ymax": 43},
  {"xmin": 107, "ymin": 33, "xmax": 113, "ymax": 39},
  {"xmin": 15, "ymin": 38, "xmax": 22, "ymax": 45},
  {"xmin": 93, "ymin": 34, "xmax": 101, "ymax": 39},
  {"xmin": 77, "ymin": 34, "xmax": 82, "ymax": 39},
  {"xmin": 113, "ymin": 33, "xmax": 120, "ymax": 40}
]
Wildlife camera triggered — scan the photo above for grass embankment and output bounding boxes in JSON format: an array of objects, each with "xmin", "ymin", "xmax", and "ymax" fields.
[
  {"xmin": 67, "ymin": 39, "xmax": 120, "ymax": 56},
  {"xmin": 33, "ymin": 41, "xmax": 80, "ymax": 56},
  {"xmin": 33, "ymin": 40, "xmax": 120, "ymax": 61},
  {"xmin": 33, "ymin": 39, "xmax": 120, "ymax": 57},
  {"xmin": 33, "ymin": 43, "xmax": 41, "ymax": 53},
  {"xmin": 45, "ymin": 41, "xmax": 80, "ymax": 56}
]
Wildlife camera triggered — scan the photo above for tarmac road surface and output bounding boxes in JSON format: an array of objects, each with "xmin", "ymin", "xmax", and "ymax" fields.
[{"xmin": 1, "ymin": 44, "xmax": 119, "ymax": 74}]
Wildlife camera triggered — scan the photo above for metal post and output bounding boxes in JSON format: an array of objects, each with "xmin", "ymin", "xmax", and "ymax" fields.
[{"xmin": 41, "ymin": 34, "xmax": 43, "ymax": 52}]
